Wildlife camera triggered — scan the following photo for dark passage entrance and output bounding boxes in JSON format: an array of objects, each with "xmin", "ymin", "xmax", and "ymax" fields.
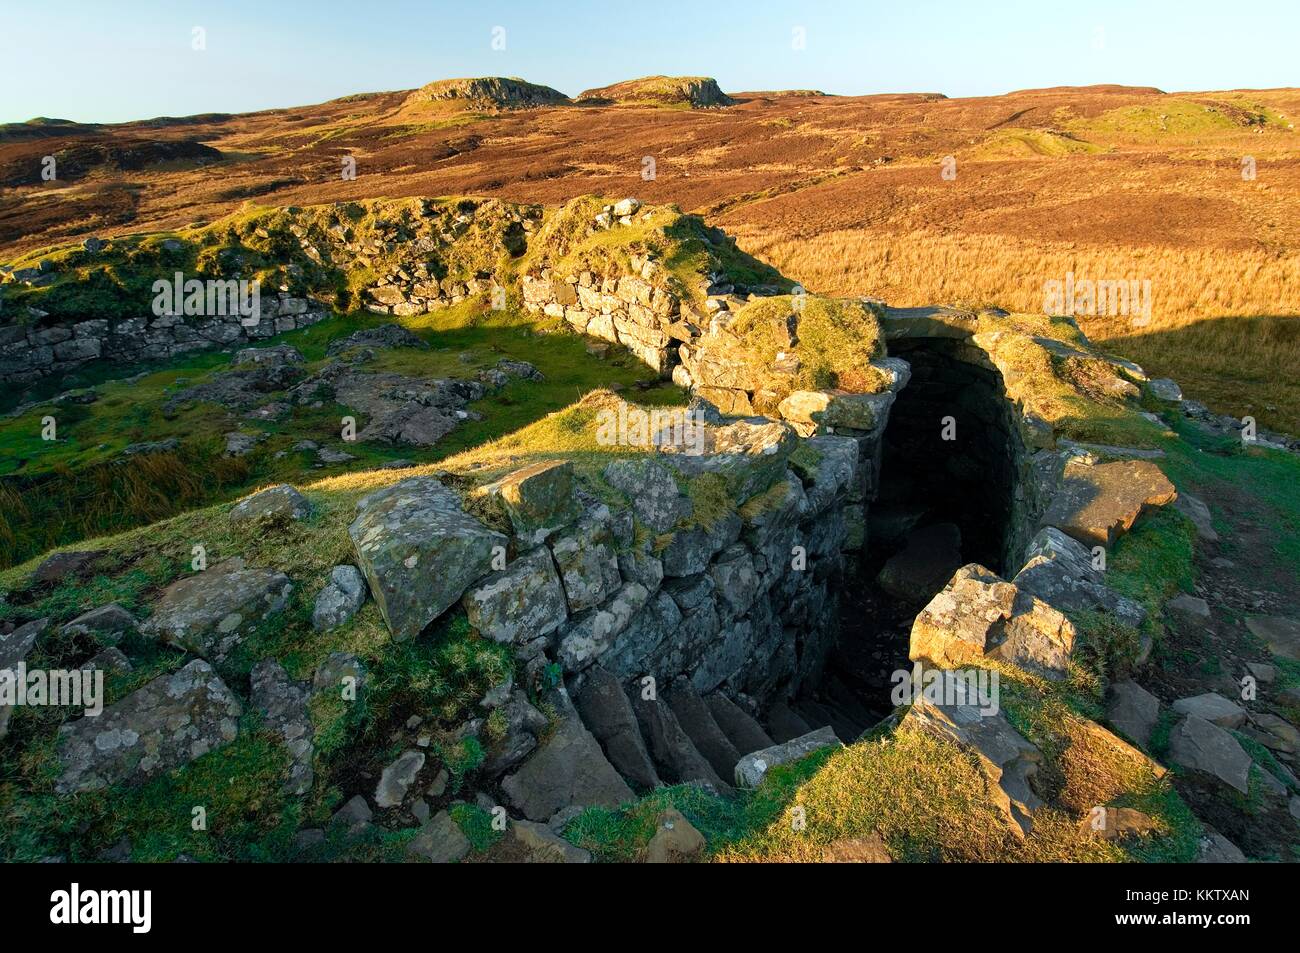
[{"xmin": 789, "ymin": 339, "xmax": 1020, "ymax": 734}]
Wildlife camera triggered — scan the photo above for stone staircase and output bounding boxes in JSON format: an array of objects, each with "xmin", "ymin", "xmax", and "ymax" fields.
[{"xmin": 574, "ymin": 666, "xmax": 851, "ymax": 793}]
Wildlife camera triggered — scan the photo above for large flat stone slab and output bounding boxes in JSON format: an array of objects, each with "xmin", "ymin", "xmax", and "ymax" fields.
[
  {"xmin": 1168, "ymin": 714, "xmax": 1251, "ymax": 794},
  {"xmin": 55, "ymin": 659, "xmax": 242, "ymax": 793},
  {"xmin": 910, "ymin": 564, "xmax": 1077, "ymax": 680},
  {"xmin": 349, "ymin": 477, "xmax": 507, "ymax": 640},
  {"xmin": 734, "ymin": 725, "xmax": 841, "ymax": 788},
  {"xmin": 140, "ymin": 558, "xmax": 292, "ymax": 661},
  {"xmin": 1040, "ymin": 458, "xmax": 1176, "ymax": 547},
  {"xmin": 901, "ymin": 670, "xmax": 1044, "ymax": 836},
  {"xmin": 1246, "ymin": 616, "xmax": 1300, "ymax": 661},
  {"xmin": 501, "ymin": 712, "xmax": 634, "ymax": 822},
  {"xmin": 462, "ymin": 546, "xmax": 567, "ymax": 645}
]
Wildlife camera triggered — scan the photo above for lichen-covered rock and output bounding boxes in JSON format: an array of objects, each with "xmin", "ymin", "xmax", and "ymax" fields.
[
  {"xmin": 229, "ymin": 483, "xmax": 311, "ymax": 523},
  {"xmin": 910, "ymin": 563, "xmax": 1077, "ymax": 680},
  {"xmin": 349, "ymin": 477, "xmax": 507, "ymax": 640},
  {"xmin": 659, "ymin": 513, "xmax": 742, "ymax": 578},
  {"xmin": 501, "ymin": 712, "xmax": 634, "ymax": 822},
  {"xmin": 55, "ymin": 660, "xmax": 242, "ymax": 793},
  {"xmin": 406, "ymin": 810, "xmax": 470, "ymax": 863},
  {"xmin": 603, "ymin": 459, "xmax": 691, "ymax": 532},
  {"xmin": 1040, "ymin": 458, "xmax": 1177, "ymax": 547},
  {"xmin": 0, "ymin": 618, "xmax": 47, "ymax": 739},
  {"xmin": 140, "ymin": 558, "xmax": 293, "ymax": 661},
  {"xmin": 901, "ymin": 670, "xmax": 1044, "ymax": 836},
  {"xmin": 481, "ymin": 690, "xmax": 549, "ymax": 776},
  {"xmin": 734, "ymin": 725, "xmax": 841, "ymax": 788},
  {"xmin": 476, "ymin": 460, "xmax": 581, "ymax": 544},
  {"xmin": 311, "ymin": 564, "xmax": 367, "ymax": 632},
  {"xmin": 557, "ymin": 582, "xmax": 650, "ymax": 671},
  {"xmin": 549, "ymin": 517, "xmax": 622, "ymax": 613},
  {"xmin": 376, "ymin": 750, "xmax": 425, "ymax": 808},
  {"xmin": 463, "ymin": 547, "xmax": 567, "ymax": 645},
  {"xmin": 778, "ymin": 389, "xmax": 895, "ymax": 436},
  {"xmin": 665, "ymin": 418, "xmax": 798, "ymax": 500},
  {"xmin": 1012, "ymin": 527, "xmax": 1146, "ymax": 628},
  {"xmin": 794, "ymin": 434, "xmax": 859, "ymax": 514},
  {"xmin": 250, "ymin": 658, "xmax": 314, "ymax": 795}
]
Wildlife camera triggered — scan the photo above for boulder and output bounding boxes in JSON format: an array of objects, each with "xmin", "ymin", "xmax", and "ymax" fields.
[
  {"xmin": 1105, "ymin": 680, "xmax": 1160, "ymax": 748},
  {"xmin": 1195, "ymin": 829, "xmax": 1247, "ymax": 863},
  {"xmin": 1012, "ymin": 527, "xmax": 1146, "ymax": 628},
  {"xmin": 1168, "ymin": 715, "xmax": 1251, "ymax": 794},
  {"xmin": 877, "ymin": 523, "xmax": 965, "ymax": 605},
  {"xmin": 476, "ymin": 461, "xmax": 581, "ymax": 544},
  {"xmin": 550, "ymin": 517, "xmax": 622, "ymax": 613},
  {"xmin": 504, "ymin": 819, "xmax": 592, "ymax": 863},
  {"xmin": 1080, "ymin": 806, "xmax": 1159, "ymax": 841},
  {"xmin": 1245, "ymin": 616, "xmax": 1300, "ymax": 661},
  {"xmin": 55, "ymin": 660, "xmax": 242, "ymax": 793},
  {"xmin": 30, "ymin": 550, "xmax": 105, "ymax": 585},
  {"xmin": 575, "ymin": 667, "xmax": 661, "ymax": 790},
  {"xmin": 901, "ymin": 669, "xmax": 1044, "ymax": 836},
  {"xmin": 778, "ymin": 389, "xmax": 894, "ymax": 436},
  {"xmin": 910, "ymin": 564, "xmax": 1078, "ymax": 680},
  {"xmin": 311, "ymin": 565, "xmax": 367, "ymax": 632},
  {"xmin": 140, "ymin": 558, "xmax": 293, "ymax": 661},
  {"xmin": 463, "ymin": 547, "xmax": 568, "ymax": 645},
  {"xmin": 642, "ymin": 809, "xmax": 706, "ymax": 863},
  {"xmin": 376, "ymin": 750, "xmax": 426, "ymax": 808},
  {"xmin": 250, "ymin": 658, "xmax": 314, "ymax": 795},
  {"xmin": 1040, "ymin": 458, "xmax": 1177, "ymax": 547},
  {"xmin": 229, "ymin": 484, "xmax": 311, "ymax": 523},
  {"xmin": 1167, "ymin": 593, "xmax": 1211, "ymax": 625},
  {"xmin": 1173, "ymin": 492, "xmax": 1218, "ymax": 542},
  {"xmin": 480, "ymin": 690, "xmax": 549, "ymax": 776},
  {"xmin": 0, "ymin": 619, "xmax": 47, "ymax": 739},
  {"xmin": 61, "ymin": 604, "xmax": 137, "ymax": 644},
  {"xmin": 603, "ymin": 459, "xmax": 691, "ymax": 532},
  {"xmin": 734, "ymin": 726, "xmax": 841, "ymax": 788},
  {"xmin": 1147, "ymin": 378, "xmax": 1182, "ymax": 402},
  {"xmin": 501, "ymin": 713, "xmax": 634, "ymax": 822},
  {"xmin": 349, "ymin": 477, "xmax": 507, "ymax": 640},
  {"xmin": 1171, "ymin": 692, "xmax": 1246, "ymax": 729},
  {"xmin": 406, "ymin": 811, "xmax": 470, "ymax": 862},
  {"xmin": 330, "ymin": 794, "xmax": 374, "ymax": 834}
]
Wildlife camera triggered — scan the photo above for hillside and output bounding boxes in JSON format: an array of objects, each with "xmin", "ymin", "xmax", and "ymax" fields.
[{"xmin": 1, "ymin": 80, "xmax": 1297, "ymax": 433}]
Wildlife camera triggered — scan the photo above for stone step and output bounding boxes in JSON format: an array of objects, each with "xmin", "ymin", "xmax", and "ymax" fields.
[
  {"xmin": 704, "ymin": 693, "xmax": 774, "ymax": 756},
  {"xmin": 794, "ymin": 699, "xmax": 854, "ymax": 744},
  {"xmin": 766, "ymin": 699, "xmax": 813, "ymax": 743},
  {"xmin": 666, "ymin": 677, "xmax": 741, "ymax": 780},
  {"xmin": 632, "ymin": 690, "xmax": 730, "ymax": 791},
  {"xmin": 575, "ymin": 667, "xmax": 662, "ymax": 791}
]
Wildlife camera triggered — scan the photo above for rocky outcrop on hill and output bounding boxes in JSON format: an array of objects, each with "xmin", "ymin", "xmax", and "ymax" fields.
[
  {"xmin": 577, "ymin": 76, "xmax": 733, "ymax": 108},
  {"xmin": 403, "ymin": 77, "xmax": 571, "ymax": 112}
]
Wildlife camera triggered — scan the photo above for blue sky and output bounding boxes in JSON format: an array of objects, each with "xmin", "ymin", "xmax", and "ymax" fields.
[{"xmin": 2, "ymin": 0, "xmax": 1296, "ymax": 124}]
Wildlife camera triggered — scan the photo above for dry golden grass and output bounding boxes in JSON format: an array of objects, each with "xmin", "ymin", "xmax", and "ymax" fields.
[{"xmin": 735, "ymin": 225, "xmax": 1300, "ymax": 431}]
